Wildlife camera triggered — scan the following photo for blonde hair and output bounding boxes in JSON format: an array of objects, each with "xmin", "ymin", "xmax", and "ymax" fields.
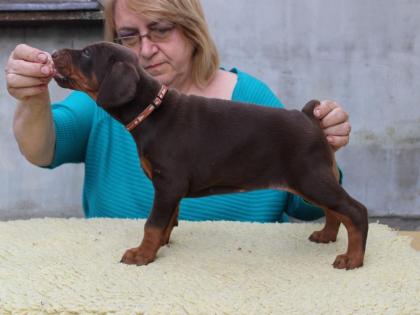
[{"xmin": 103, "ymin": 0, "xmax": 220, "ymax": 87}]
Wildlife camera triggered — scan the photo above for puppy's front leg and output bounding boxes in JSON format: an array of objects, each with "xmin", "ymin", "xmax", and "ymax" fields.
[
  {"xmin": 121, "ymin": 189, "xmax": 182, "ymax": 266},
  {"xmin": 162, "ymin": 206, "xmax": 179, "ymax": 246}
]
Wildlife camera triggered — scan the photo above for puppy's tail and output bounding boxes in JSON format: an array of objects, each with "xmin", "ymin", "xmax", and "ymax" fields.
[{"xmin": 301, "ymin": 100, "xmax": 321, "ymax": 123}]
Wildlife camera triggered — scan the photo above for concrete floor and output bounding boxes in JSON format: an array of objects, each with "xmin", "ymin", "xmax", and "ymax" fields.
[{"xmin": 369, "ymin": 216, "xmax": 420, "ymax": 231}]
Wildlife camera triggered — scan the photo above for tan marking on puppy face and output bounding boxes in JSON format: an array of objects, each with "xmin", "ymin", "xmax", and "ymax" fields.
[{"xmin": 52, "ymin": 49, "xmax": 99, "ymax": 99}]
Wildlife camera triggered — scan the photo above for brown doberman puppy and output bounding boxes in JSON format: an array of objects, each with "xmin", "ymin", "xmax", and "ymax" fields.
[{"xmin": 52, "ymin": 42, "xmax": 368, "ymax": 270}]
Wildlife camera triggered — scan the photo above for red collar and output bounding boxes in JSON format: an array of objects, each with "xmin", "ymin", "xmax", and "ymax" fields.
[{"xmin": 125, "ymin": 85, "xmax": 169, "ymax": 132}]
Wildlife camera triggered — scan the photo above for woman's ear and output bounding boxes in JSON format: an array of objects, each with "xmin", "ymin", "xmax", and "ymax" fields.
[{"xmin": 97, "ymin": 61, "xmax": 140, "ymax": 107}]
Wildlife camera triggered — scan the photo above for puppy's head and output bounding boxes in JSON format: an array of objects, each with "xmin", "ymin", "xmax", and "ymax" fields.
[{"xmin": 52, "ymin": 42, "xmax": 140, "ymax": 108}]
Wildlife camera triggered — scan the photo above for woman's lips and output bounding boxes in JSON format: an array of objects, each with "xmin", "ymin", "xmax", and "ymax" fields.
[
  {"xmin": 145, "ymin": 62, "xmax": 164, "ymax": 70},
  {"xmin": 145, "ymin": 62, "xmax": 166, "ymax": 75}
]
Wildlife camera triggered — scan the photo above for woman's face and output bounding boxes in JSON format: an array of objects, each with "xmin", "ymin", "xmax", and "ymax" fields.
[{"xmin": 113, "ymin": 0, "xmax": 196, "ymax": 90}]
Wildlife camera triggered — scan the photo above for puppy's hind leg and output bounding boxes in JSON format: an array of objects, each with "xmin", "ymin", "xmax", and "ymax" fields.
[
  {"xmin": 309, "ymin": 209, "xmax": 341, "ymax": 243},
  {"xmin": 292, "ymin": 169, "xmax": 368, "ymax": 270},
  {"xmin": 330, "ymin": 198, "xmax": 368, "ymax": 269}
]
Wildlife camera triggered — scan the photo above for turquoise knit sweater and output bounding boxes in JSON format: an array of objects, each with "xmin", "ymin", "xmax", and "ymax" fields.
[{"xmin": 49, "ymin": 68, "xmax": 325, "ymax": 222}]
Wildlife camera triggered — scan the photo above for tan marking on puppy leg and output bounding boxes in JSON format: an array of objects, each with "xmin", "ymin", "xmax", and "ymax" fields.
[
  {"xmin": 331, "ymin": 213, "xmax": 365, "ymax": 269},
  {"xmin": 121, "ymin": 225, "xmax": 164, "ymax": 266},
  {"xmin": 309, "ymin": 209, "xmax": 341, "ymax": 243}
]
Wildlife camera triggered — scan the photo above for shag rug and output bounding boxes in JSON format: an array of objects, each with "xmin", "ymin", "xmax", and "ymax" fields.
[{"xmin": 0, "ymin": 218, "xmax": 419, "ymax": 314}]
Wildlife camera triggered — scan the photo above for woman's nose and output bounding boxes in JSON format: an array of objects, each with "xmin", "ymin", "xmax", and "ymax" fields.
[{"xmin": 139, "ymin": 37, "xmax": 158, "ymax": 59}]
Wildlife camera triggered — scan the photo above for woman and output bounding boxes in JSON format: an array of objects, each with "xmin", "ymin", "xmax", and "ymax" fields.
[{"xmin": 5, "ymin": 0, "xmax": 350, "ymax": 222}]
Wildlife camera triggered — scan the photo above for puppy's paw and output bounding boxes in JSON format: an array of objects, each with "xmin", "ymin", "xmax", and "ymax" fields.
[
  {"xmin": 309, "ymin": 230, "xmax": 337, "ymax": 243},
  {"xmin": 333, "ymin": 254, "xmax": 363, "ymax": 270},
  {"xmin": 120, "ymin": 247, "xmax": 156, "ymax": 266}
]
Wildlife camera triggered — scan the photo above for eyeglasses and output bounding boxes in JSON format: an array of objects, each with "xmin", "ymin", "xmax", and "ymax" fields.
[{"xmin": 114, "ymin": 23, "xmax": 176, "ymax": 48}]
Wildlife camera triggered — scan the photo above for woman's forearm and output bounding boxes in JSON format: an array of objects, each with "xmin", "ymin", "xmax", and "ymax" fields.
[{"xmin": 13, "ymin": 96, "xmax": 55, "ymax": 166}]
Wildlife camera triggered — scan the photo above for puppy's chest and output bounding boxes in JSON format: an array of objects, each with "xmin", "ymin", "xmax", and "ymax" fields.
[{"xmin": 137, "ymin": 146, "xmax": 166, "ymax": 181}]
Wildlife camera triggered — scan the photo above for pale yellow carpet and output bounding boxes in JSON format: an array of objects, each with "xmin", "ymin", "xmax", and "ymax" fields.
[{"xmin": 0, "ymin": 219, "xmax": 419, "ymax": 314}]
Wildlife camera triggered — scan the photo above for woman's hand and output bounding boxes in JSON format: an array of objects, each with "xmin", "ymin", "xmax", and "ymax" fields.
[
  {"xmin": 314, "ymin": 100, "xmax": 351, "ymax": 152},
  {"xmin": 5, "ymin": 44, "xmax": 54, "ymax": 106}
]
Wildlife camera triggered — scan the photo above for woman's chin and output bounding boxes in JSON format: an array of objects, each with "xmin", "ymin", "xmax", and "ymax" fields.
[{"xmin": 150, "ymin": 73, "xmax": 172, "ymax": 86}]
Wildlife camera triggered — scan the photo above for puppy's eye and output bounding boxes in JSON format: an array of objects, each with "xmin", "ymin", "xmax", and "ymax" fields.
[{"xmin": 82, "ymin": 48, "xmax": 91, "ymax": 58}]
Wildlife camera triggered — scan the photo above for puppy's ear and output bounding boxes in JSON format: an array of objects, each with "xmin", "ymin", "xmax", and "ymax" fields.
[{"xmin": 97, "ymin": 61, "xmax": 140, "ymax": 107}]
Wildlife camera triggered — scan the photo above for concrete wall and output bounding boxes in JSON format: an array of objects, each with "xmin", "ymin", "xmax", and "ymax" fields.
[{"xmin": 0, "ymin": 0, "xmax": 419, "ymax": 219}]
